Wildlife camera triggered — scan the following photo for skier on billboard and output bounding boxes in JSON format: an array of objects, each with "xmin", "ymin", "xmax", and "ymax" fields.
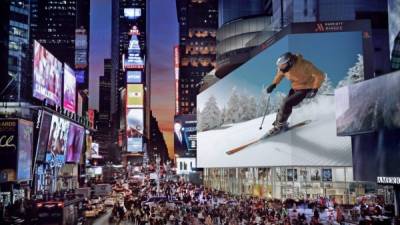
[{"xmin": 265, "ymin": 52, "xmax": 325, "ymax": 135}]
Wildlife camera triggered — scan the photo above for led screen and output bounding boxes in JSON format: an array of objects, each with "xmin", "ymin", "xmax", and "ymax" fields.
[
  {"xmin": 127, "ymin": 84, "xmax": 144, "ymax": 108},
  {"xmin": 127, "ymin": 71, "xmax": 142, "ymax": 83},
  {"xmin": 65, "ymin": 123, "xmax": 84, "ymax": 163},
  {"xmin": 388, "ymin": 0, "xmax": 400, "ymax": 61},
  {"xmin": 124, "ymin": 8, "xmax": 141, "ymax": 19},
  {"xmin": 63, "ymin": 64, "xmax": 76, "ymax": 113},
  {"xmin": 174, "ymin": 114, "xmax": 197, "ymax": 157},
  {"xmin": 46, "ymin": 115, "xmax": 70, "ymax": 167},
  {"xmin": 335, "ymin": 71, "xmax": 400, "ymax": 136},
  {"xmin": 90, "ymin": 143, "xmax": 99, "ymax": 158},
  {"xmin": 75, "ymin": 70, "xmax": 85, "ymax": 84},
  {"xmin": 36, "ymin": 111, "xmax": 52, "ymax": 162},
  {"xmin": 17, "ymin": 120, "xmax": 33, "ymax": 181},
  {"xmin": 126, "ymin": 108, "xmax": 143, "ymax": 152},
  {"xmin": 197, "ymin": 31, "xmax": 364, "ymax": 167},
  {"xmin": 33, "ymin": 41, "xmax": 62, "ymax": 105}
]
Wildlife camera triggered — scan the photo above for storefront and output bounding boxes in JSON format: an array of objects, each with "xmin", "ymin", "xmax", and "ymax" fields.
[{"xmin": 204, "ymin": 167, "xmax": 380, "ymax": 204}]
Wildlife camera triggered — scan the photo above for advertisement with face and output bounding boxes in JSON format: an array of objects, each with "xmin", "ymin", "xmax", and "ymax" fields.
[
  {"xmin": 127, "ymin": 84, "xmax": 144, "ymax": 108},
  {"xmin": 17, "ymin": 119, "xmax": 33, "ymax": 181},
  {"xmin": 36, "ymin": 111, "xmax": 52, "ymax": 162},
  {"xmin": 126, "ymin": 109, "xmax": 143, "ymax": 151},
  {"xmin": 33, "ymin": 41, "xmax": 62, "ymax": 105},
  {"xmin": 197, "ymin": 31, "xmax": 364, "ymax": 168},
  {"xmin": 335, "ymin": 71, "xmax": 400, "ymax": 136},
  {"xmin": 46, "ymin": 115, "xmax": 70, "ymax": 167},
  {"xmin": 174, "ymin": 115, "xmax": 197, "ymax": 157},
  {"xmin": 66, "ymin": 123, "xmax": 84, "ymax": 163},
  {"xmin": 63, "ymin": 64, "xmax": 76, "ymax": 113}
]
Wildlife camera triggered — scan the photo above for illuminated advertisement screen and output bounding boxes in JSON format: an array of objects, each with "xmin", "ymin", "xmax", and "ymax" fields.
[
  {"xmin": 46, "ymin": 115, "xmax": 70, "ymax": 167},
  {"xmin": 124, "ymin": 8, "xmax": 141, "ymax": 19},
  {"xmin": 127, "ymin": 84, "xmax": 144, "ymax": 108},
  {"xmin": 126, "ymin": 108, "xmax": 143, "ymax": 152},
  {"xmin": 197, "ymin": 31, "xmax": 365, "ymax": 168},
  {"xmin": 90, "ymin": 143, "xmax": 100, "ymax": 158},
  {"xmin": 174, "ymin": 114, "xmax": 197, "ymax": 157},
  {"xmin": 17, "ymin": 119, "xmax": 33, "ymax": 181},
  {"xmin": 336, "ymin": 71, "xmax": 400, "ymax": 136},
  {"xmin": 63, "ymin": 64, "xmax": 76, "ymax": 113},
  {"xmin": 75, "ymin": 70, "xmax": 85, "ymax": 84},
  {"xmin": 36, "ymin": 111, "xmax": 52, "ymax": 162},
  {"xmin": 66, "ymin": 123, "xmax": 84, "ymax": 163},
  {"xmin": 0, "ymin": 119, "xmax": 18, "ymax": 179},
  {"xmin": 33, "ymin": 41, "xmax": 62, "ymax": 105},
  {"xmin": 127, "ymin": 71, "xmax": 142, "ymax": 83}
]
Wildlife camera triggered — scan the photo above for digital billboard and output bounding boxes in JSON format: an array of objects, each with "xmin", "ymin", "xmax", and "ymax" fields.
[
  {"xmin": 90, "ymin": 142, "xmax": 100, "ymax": 158},
  {"xmin": 126, "ymin": 109, "xmax": 143, "ymax": 152},
  {"xmin": 127, "ymin": 71, "xmax": 142, "ymax": 83},
  {"xmin": 46, "ymin": 115, "xmax": 70, "ymax": 167},
  {"xmin": 66, "ymin": 123, "xmax": 84, "ymax": 163},
  {"xmin": 174, "ymin": 114, "xmax": 197, "ymax": 157},
  {"xmin": 17, "ymin": 119, "xmax": 33, "ymax": 181},
  {"xmin": 0, "ymin": 119, "xmax": 18, "ymax": 182},
  {"xmin": 124, "ymin": 33, "xmax": 144, "ymax": 70},
  {"xmin": 75, "ymin": 28, "xmax": 88, "ymax": 68},
  {"xmin": 127, "ymin": 84, "xmax": 144, "ymax": 108},
  {"xmin": 63, "ymin": 64, "xmax": 76, "ymax": 113},
  {"xmin": 197, "ymin": 31, "xmax": 364, "ymax": 168},
  {"xmin": 75, "ymin": 70, "xmax": 85, "ymax": 84},
  {"xmin": 336, "ymin": 71, "xmax": 400, "ymax": 136},
  {"xmin": 33, "ymin": 40, "xmax": 62, "ymax": 105},
  {"xmin": 124, "ymin": 8, "xmax": 141, "ymax": 19},
  {"xmin": 36, "ymin": 111, "xmax": 52, "ymax": 162},
  {"xmin": 127, "ymin": 137, "xmax": 142, "ymax": 153}
]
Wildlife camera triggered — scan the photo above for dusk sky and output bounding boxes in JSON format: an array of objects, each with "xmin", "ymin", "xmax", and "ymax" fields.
[{"xmin": 90, "ymin": 0, "xmax": 178, "ymax": 157}]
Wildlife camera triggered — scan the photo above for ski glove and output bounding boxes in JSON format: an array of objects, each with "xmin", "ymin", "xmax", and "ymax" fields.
[
  {"xmin": 266, "ymin": 84, "xmax": 276, "ymax": 93},
  {"xmin": 307, "ymin": 88, "xmax": 318, "ymax": 98}
]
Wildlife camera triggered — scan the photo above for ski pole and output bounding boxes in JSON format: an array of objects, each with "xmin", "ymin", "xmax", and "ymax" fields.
[{"xmin": 259, "ymin": 94, "xmax": 271, "ymax": 130}]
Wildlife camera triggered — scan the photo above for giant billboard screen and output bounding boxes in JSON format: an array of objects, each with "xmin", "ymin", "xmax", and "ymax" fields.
[
  {"xmin": 33, "ymin": 41, "xmax": 62, "ymax": 105},
  {"xmin": 335, "ymin": 71, "xmax": 400, "ymax": 136},
  {"xmin": 63, "ymin": 64, "xmax": 76, "ymax": 113},
  {"xmin": 66, "ymin": 123, "xmax": 85, "ymax": 163},
  {"xmin": 17, "ymin": 119, "xmax": 33, "ymax": 181},
  {"xmin": 197, "ymin": 31, "xmax": 364, "ymax": 168},
  {"xmin": 36, "ymin": 111, "xmax": 53, "ymax": 162},
  {"xmin": 126, "ymin": 108, "xmax": 143, "ymax": 152},
  {"xmin": 46, "ymin": 115, "xmax": 70, "ymax": 167},
  {"xmin": 127, "ymin": 84, "xmax": 144, "ymax": 108},
  {"xmin": 174, "ymin": 114, "xmax": 197, "ymax": 157}
]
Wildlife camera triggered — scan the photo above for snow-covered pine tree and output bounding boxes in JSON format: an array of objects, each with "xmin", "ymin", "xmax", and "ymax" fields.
[
  {"xmin": 337, "ymin": 54, "xmax": 364, "ymax": 88},
  {"xmin": 225, "ymin": 87, "xmax": 241, "ymax": 124},
  {"xmin": 318, "ymin": 74, "xmax": 334, "ymax": 95},
  {"xmin": 257, "ymin": 88, "xmax": 270, "ymax": 117},
  {"xmin": 199, "ymin": 95, "xmax": 222, "ymax": 131},
  {"xmin": 248, "ymin": 96, "xmax": 258, "ymax": 120},
  {"xmin": 270, "ymin": 91, "xmax": 286, "ymax": 113}
]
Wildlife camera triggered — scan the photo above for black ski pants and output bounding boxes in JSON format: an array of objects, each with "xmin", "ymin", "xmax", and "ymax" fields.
[{"xmin": 275, "ymin": 88, "xmax": 312, "ymax": 124}]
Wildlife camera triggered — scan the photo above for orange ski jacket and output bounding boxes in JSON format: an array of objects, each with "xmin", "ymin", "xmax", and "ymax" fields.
[{"xmin": 272, "ymin": 54, "xmax": 325, "ymax": 90}]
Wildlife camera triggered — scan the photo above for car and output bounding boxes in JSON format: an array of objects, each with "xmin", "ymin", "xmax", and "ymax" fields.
[{"xmin": 104, "ymin": 198, "xmax": 115, "ymax": 207}]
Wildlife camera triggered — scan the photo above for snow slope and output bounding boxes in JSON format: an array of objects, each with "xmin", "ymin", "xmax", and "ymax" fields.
[{"xmin": 197, "ymin": 96, "xmax": 352, "ymax": 168}]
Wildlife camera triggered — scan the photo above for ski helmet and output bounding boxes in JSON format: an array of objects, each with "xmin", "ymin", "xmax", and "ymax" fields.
[{"xmin": 276, "ymin": 52, "xmax": 295, "ymax": 73}]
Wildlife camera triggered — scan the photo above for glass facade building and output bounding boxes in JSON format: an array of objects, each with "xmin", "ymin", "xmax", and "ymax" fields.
[
  {"xmin": 204, "ymin": 167, "xmax": 387, "ymax": 204},
  {"xmin": 218, "ymin": 0, "xmax": 269, "ymax": 27}
]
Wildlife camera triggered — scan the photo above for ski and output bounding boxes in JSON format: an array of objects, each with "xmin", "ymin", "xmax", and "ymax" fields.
[{"xmin": 226, "ymin": 120, "xmax": 312, "ymax": 155}]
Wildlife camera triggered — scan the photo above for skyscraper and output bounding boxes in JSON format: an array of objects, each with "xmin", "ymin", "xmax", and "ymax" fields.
[
  {"xmin": 0, "ymin": 0, "xmax": 31, "ymax": 102},
  {"xmin": 269, "ymin": 0, "xmax": 391, "ymax": 75},
  {"xmin": 112, "ymin": 0, "xmax": 149, "ymax": 161},
  {"xmin": 176, "ymin": 0, "xmax": 218, "ymax": 114},
  {"xmin": 31, "ymin": 0, "xmax": 89, "ymax": 68}
]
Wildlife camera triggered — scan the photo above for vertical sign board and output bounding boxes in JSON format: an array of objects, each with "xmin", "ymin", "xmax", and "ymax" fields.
[
  {"xmin": 174, "ymin": 46, "xmax": 179, "ymax": 114},
  {"xmin": 0, "ymin": 119, "xmax": 18, "ymax": 182},
  {"xmin": 17, "ymin": 119, "xmax": 33, "ymax": 181}
]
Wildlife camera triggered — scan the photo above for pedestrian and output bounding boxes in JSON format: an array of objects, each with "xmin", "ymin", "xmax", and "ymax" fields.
[{"xmin": 265, "ymin": 52, "xmax": 325, "ymax": 134}]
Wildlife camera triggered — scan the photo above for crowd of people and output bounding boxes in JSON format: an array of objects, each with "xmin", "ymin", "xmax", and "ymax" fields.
[{"xmin": 108, "ymin": 170, "xmax": 393, "ymax": 225}]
